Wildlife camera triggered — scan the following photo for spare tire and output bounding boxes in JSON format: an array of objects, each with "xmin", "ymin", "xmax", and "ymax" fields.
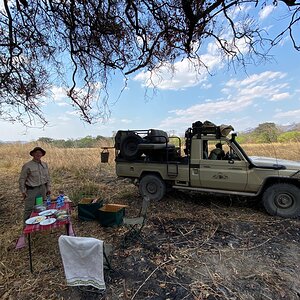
[{"xmin": 120, "ymin": 134, "xmax": 143, "ymax": 160}]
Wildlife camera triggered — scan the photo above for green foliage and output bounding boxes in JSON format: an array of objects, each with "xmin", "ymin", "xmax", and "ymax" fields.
[
  {"xmin": 38, "ymin": 123, "xmax": 300, "ymax": 146},
  {"xmin": 235, "ymin": 134, "xmax": 249, "ymax": 144},
  {"xmin": 237, "ymin": 123, "xmax": 299, "ymax": 144},
  {"xmin": 169, "ymin": 136, "xmax": 183, "ymax": 147},
  {"xmin": 37, "ymin": 137, "xmax": 54, "ymax": 143},
  {"xmin": 76, "ymin": 136, "xmax": 96, "ymax": 148},
  {"xmin": 252, "ymin": 123, "xmax": 281, "ymax": 143},
  {"xmin": 278, "ymin": 131, "xmax": 300, "ymax": 143},
  {"xmin": 37, "ymin": 135, "xmax": 111, "ymax": 148}
]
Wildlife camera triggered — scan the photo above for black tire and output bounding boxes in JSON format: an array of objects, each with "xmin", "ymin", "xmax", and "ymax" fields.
[
  {"xmin": 139, "ymin": 174, "xmax": 166, "ymax": 201},
  {"xmin": 120, "ymin": 134, "xmax": 143, "ymax": 161},
  {"xmin": 262, "ymin": 183, "xmax": 300, "ymax": 218}
]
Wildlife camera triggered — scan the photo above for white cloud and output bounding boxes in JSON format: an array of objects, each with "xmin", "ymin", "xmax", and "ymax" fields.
[
  {"xmin": 57, "ymin": 102, "xmax": 69, "ymax": 107},
  {"xmin": 225, "ymin": 71, "xmax": 289, "ymax": 102},
  {"xmin": 120, "ymin": 119, "xmax": 132, "ymax": 124},
  {"xmin": 57, "ymin": 115, "xmax": 71, "ymax": 122},
  {"xmin": 134, "ymin": 59, "xmax": 211, "ymax": 90},
  {"xmin": 275, "ymin": 109, "xmax": 300, "ymax": 119},
  {"xmin": 201, "ymin": 83, "xmax": 212, "ymax": 89},
  {"xmin": 41, "ymin": 86, "xmax": 70, "ymax": 107},
  {"xmin": 158, "ymin": 70, "xmax": 291, "ymax": 132},
  {"xmin": 226, "ymin": 71, "xmax": 286, "ymax": 88},
  {"xmin": 66, "ymin": 110, "xmax": 79, "ymax": 116},
  {"xmin": 270, "ymin": 92, "xmax": 290, "ymax": 101},
  {"xmin": 47, "ymin": 82, "xmax": 102, "ymax": 106},
  {"xmin": 259, "ymin": 5, "xmax": 274, "ymax": 20},
  {"xmin": 0, "ymin": 1, "xmax": 14, "ymax": 13},
  {"xmin": 50, "ymin": 86, "xmax": 67, "ymax": 102},
  {"xmin": 228, "ymin": 4, "xmax": 251, "ymax": 20},
  {"xmin": 134, "ymin": 21, "xmax": 275, "ymax": 92},
  {"xmin": 134, "ymin": 41, "xmax": 223, "ymax": 90}
]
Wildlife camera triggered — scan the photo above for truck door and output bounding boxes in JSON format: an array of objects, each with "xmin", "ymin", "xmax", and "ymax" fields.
[
  {"xmin": 189, "ymin": 138, "xmax": 202, "ymax": 187},
  {"xmin": 199, "ymin": 140, "xmax": 248, "ymax": 191}
]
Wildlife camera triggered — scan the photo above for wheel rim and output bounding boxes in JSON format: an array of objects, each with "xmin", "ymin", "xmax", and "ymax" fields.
[
  {"xmin": 147, "ymin": 182, "xmax": 158, "ymax": 195},
  {"xmin": 274, "ymin": 193, "xmax": 294, "ymax": 209}
]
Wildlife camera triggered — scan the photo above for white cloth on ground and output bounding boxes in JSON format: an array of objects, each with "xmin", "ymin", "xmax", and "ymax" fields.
[{"xmin": 58, "ymin": 235, "xmax": 106, "ymax": 290}]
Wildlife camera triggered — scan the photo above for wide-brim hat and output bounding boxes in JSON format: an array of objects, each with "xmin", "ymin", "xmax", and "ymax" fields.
[{"xmin": 30, "ymin": 147, "xmax": 46, "ymax": 156}]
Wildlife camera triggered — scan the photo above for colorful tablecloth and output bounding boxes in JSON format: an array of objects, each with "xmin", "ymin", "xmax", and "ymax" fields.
[{"xmin": 23, "ymin": 202, "xmax": 72, "ymax": 235}]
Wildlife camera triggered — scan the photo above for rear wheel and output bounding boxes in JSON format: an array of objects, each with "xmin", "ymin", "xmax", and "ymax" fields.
[
  {"xmin": 139, "ymin": 174, "xmax": 166, "ymax": 201},
  {"xmin": 262, "ymin": 183, "xmax": 300, "ymax": 218}
]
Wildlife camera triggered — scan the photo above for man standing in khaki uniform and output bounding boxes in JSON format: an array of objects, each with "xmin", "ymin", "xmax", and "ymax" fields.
[{"xmin": 19, "ymin": 147, "xmax": 51, "ymax": 222}]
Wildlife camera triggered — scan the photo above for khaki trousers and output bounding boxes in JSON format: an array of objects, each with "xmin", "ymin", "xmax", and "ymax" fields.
[{"xmin": 24, "ymin": 184, "xmax": 47, "ymax": 222}]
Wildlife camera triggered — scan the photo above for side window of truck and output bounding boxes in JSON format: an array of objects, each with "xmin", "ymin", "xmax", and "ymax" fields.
[
  {"xmin": 205, "ymin": 140, "xmax": 230, "ymax": 160},
  {"xmin": 226, "ymin": 147, "xmax": 241, "ymax": 161}
]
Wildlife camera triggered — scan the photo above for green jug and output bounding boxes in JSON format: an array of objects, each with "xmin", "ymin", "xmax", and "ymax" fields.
[{"xmin": 35, "ymin": 196, "xmax": 43, "ymax": 205}]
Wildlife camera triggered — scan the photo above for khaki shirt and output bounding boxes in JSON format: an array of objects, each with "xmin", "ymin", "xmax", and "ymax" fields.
[
  {"xmin": 19, "ymin": 160, "xmax": 51, "ymax": 193},
  {"xmin": 209, "ymin": 148, "xmax": 225, "ymax": 160}
]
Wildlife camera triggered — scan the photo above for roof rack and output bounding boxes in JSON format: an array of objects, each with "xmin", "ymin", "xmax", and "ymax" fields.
[{"xmin": 185, "ymin": 121, "xmax": 234, "ymax": 139}]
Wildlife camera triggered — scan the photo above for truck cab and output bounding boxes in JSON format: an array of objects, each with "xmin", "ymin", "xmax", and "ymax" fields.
[{"xmin": 188, "ymin": 135, "xmax": 249, "ymax": 192}]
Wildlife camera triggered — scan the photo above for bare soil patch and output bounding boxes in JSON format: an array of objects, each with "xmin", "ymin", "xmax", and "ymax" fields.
[{"xmin": 0, "ymin": 171, "xmax": 299, "ymax": 300}]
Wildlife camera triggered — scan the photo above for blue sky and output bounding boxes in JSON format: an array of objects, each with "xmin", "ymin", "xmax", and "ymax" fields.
[{"xmin": 1, "ymin": 3, "xmax": 300, "ymax": 141}]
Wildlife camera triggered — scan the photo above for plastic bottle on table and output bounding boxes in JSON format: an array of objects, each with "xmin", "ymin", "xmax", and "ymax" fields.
[
  {"xmin": 56, "ymin": 195, "xmax": 62, "ymax": 209},
  {"xmin": 46, "ymin": 195, "xmax": 51, "ymax": 208},
  {"xmin": 59, "ymin": 190, "xmax": 65, "ymax": 207}
]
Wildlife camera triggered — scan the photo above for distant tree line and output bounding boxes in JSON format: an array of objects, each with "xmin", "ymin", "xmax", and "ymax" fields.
[
  {"xmin": 37, "ymin": 135, "xmax": 113, "ymax": 148},
  {"xmin": 34, "ymin": 122, "xmax": 299, "ymax": 147},
  {"xmin": 236, "ymin": 123, "xmax": 300, "ymax": 144}
]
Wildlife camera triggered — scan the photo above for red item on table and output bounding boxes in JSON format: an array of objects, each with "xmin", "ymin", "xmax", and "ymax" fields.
[{"xmin": 23, "ymin": 202, "xmax": 71, "ymax": 235}]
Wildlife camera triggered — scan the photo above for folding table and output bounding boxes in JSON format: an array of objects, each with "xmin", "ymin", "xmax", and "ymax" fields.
[{"xmin": 23, "ymin": 202, "xmax": 73, "ymax": 273}]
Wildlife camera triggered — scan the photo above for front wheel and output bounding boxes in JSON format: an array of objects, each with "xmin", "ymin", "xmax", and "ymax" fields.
[
  {"xmin": 262, "ymin": 183, "xmax": 300, "ymax": 218},
  {"xmin": 139, "ymin": 174, "xmax": 166, "ymax": 201}
]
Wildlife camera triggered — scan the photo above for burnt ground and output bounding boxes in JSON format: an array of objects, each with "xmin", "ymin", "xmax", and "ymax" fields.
[{"xmin": 0, "ymin": 173, "xmax": 300, "ymax": 300}]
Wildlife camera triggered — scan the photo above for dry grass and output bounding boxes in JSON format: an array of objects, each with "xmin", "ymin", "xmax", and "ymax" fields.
[
  {"xmin": 0, "ymin": 142, "xmax": 299, "ymax": 300},
  {"xmin": 0, "ymin": 140, "xmax": 114, "ymax": 172},
  {"xmin": 0, "ymin": 141, "xmax": 298, "ymax": 202},
  {"xmin": 0, "ymin": 142, "xmax": 116, "ymax": 203},
  {"xmin": 241, "ymin": 142, "xmax": 300, "ymax": 161},
  {"xmin": 1, "ymin": 141, "xmax": 298, "ymax": 171}
]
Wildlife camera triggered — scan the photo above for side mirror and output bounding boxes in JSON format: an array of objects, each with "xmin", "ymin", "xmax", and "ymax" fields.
[{"xmin": 227, "ymin": 153, "xmax": 235, "ymax": 164}]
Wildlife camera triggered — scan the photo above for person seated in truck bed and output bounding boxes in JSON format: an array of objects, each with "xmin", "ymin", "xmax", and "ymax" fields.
[{"xmin": 209, "ymin": 143, "xmax": 225, "ymax": 160}]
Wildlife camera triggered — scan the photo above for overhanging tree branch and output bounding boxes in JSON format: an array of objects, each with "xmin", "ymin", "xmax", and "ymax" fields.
[{"xmin": 0, "ymin": 0, "xmax": 299, "ymax": 125}]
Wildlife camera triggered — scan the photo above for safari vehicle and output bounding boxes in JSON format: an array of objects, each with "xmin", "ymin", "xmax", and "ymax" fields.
[{"xmin": 110, "ymin": 121, "xmax": 300, "ymax": 218}]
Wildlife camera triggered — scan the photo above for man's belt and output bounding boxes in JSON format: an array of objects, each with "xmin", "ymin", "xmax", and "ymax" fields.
[{"xmin": 25, "ymin": 184, "xmax": 46, "ymax": 190}]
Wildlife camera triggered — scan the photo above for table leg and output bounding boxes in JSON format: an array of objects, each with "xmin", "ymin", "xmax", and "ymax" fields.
[
  {"xmin": 28, "ymin": 233, "xmax": 33, "ymax": 273},
  {"xmin": 66, "ymin": 223, "xmax": 70, "ymax": 236}
]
